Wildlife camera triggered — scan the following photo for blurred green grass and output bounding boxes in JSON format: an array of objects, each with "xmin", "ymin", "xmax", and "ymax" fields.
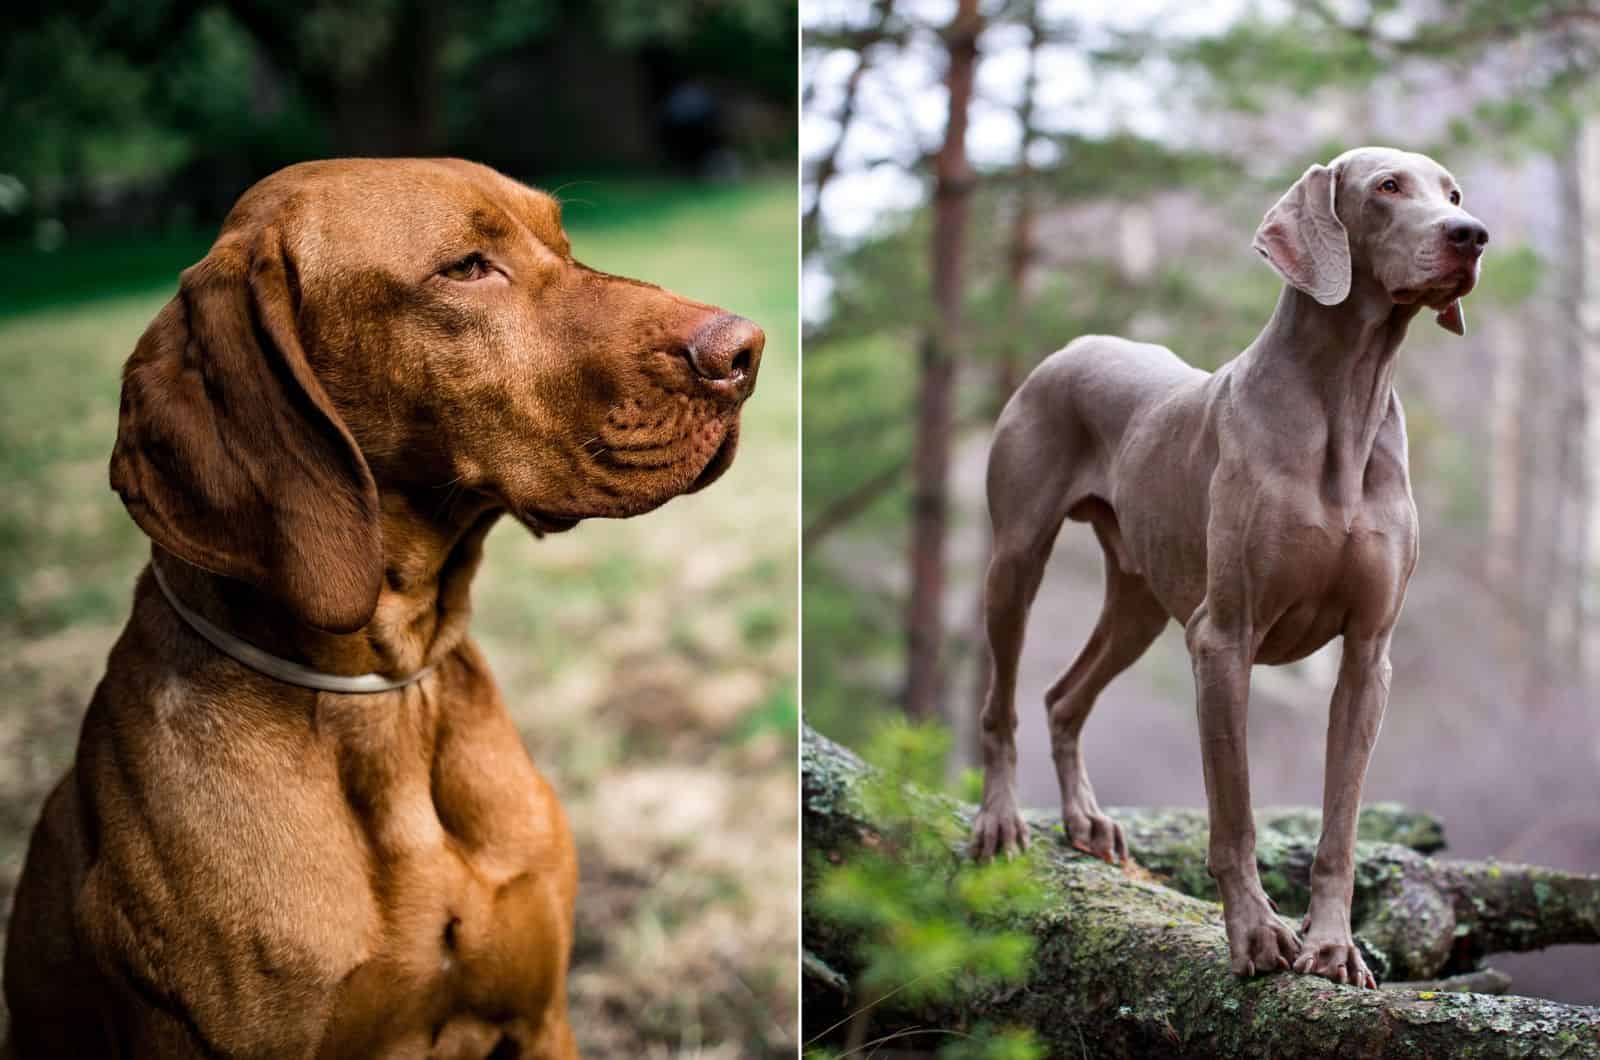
[
  {"xmin": 0, "ymin": 176, "xmax": 798, "ymax": 1057},
  {"xmin": 0, "ymin": 230, "xmax": 217, "ymax": 316}
]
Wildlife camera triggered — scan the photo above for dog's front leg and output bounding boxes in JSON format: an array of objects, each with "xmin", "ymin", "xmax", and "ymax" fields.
[
  {"xmin": 1293, "ymin": 632, "xmax": 1390, "ymax": 989},
  {"xmin": 1187, "ymin": 611, "xmax": 1301, "ymax": 976}
]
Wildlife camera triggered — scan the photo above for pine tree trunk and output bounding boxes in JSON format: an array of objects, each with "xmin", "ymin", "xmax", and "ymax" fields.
[{"xmin": 904, "ymin": 0, "xmax": 981, "ymax": 721}]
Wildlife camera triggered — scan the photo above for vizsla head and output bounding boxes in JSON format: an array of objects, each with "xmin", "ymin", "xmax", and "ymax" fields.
[
  {"xmin": 1253, "ymin": 146, "xmax": 1488, "ymax": 335},
  {"xmin": 110, "ymin": 158, "xmax": 763, "ymax": 633}
]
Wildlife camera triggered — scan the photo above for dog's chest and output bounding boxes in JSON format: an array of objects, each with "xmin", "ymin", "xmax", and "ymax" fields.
[
  {"xmin": 1252, "ymin": 480, "xmax": 1418, "ymax": 661},
  {"xmin": 318, "ymin": 839, "xmax": 568, "ymax": 1057},
  {"xmin": 71, "ymin": 660, "xmax": 575, "ymax": 1060},
  {"xmin": 313, "ymin": 691, "xmax": 575, "ymax": 1056}
]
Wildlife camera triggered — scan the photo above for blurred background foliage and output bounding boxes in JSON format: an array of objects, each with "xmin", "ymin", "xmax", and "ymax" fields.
[
  {"xmin": 0, "ymin": 4, "xmax": 798, "ymax": 1057},
  {"xmin": 805, "ymin": 720, "xmax": 1046, "ymax": 1060},
  {"xmin": 1, "ymin": 0, "xmax": 796, "ymax": 242},
  {"xmin": 802, "ymin": 0, "xmax": 1600, "ymax": 1036}
]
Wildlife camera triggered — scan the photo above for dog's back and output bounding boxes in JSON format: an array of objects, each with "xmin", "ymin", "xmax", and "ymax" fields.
[{"xmin": 986, "ymin": 334, "xmax": 1208, "ymax": 553}]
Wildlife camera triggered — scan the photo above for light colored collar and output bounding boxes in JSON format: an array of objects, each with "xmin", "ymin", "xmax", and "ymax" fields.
[{"xmin": 151, "ymin": 561, "xmax": 434, "ymax": 694}]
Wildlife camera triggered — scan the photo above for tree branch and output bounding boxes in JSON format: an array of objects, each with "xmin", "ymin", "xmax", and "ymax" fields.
[
  {"xmin": 803, "ymin": 725, "xmax": 1600, "ymax": 1059},
  {"xmin": 803, "ymin": 461, "xmax": 905, "ymax": 555},
  {"xmin": 1106, "ymin": 805, "xmax": 1600, "ymax": 978},
  {"xmin": 1303, "ymin": 0, "xmax": 1600, "ymax": 57}
]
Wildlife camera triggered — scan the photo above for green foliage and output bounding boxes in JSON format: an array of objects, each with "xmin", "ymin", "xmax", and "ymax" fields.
[
  {"xmin": 1031, "ymin": 132, "xmax": 1243, "ymax": 202},
  {"xmin": 1118, "ymin": 0, "xmax": 1600, "ymax": 156},
  {"xmin": 1452, "ymin": 67, "xmax": 1600, "ymax": 156},
  {"xmin": 813, "ymin": 214, "xmax": 935, "ymax": 341},
  {"xmin": 1169, "ymin": 13, "xmax": 1384, "ymax": 103},
  {"xmin": 1, "ymin": 1, "xmax": 796, "ymax": 218},
  {"xmin": 738, "ymin": 681, "xmax": 799, "ymax": 744},
  {"xmin": 1, "ymin": 19, "xmax": 165, "ymax": 193},
  {"xmin": 801, "ymin": 331, "xmax": 914, "ymax": 517},
  {"xmin": 0, "ymin": 4, "xmax": 332, "ymax": 209},
  {"xmin": 939, "ymin": 1026, "xmax": 1046, "ymax": 1060},
  {"xmin": 0, "ymin": 293, "xmax": 165, "ymax": 632},
  {"xmin": 599, "ymin": 0, "xmax": 797, "ymax": 98},
  {"xmin": 799, "ymin": 326, "xmax": 914, "ymax": 752},
  {"xmin": 1477, "ymin": 243, "xmax": 1544, "ymax": 308},
  {"xmin": 0, "ymin": 227, "xmax": 214, "ymax": 316},
  {"xmin": 801, "ymin": 555, "xmax": 905, "ymax": 751},
  {"xmin": 811, "ymin": 719, "xmax": 1044, "ymax": 1057},
  {"xmin": 740, "ymin": 598, "xmax": 788, "ymax": 650}
]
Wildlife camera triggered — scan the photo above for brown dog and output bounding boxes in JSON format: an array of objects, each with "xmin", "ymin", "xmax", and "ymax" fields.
[{"xmin": 3, "ymin": 159, "xmax": 762, "ymax": 1058}]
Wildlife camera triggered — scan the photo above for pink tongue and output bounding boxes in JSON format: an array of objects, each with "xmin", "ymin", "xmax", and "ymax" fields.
[{"xmin": 1435, "ymin": 300, "xmax": 1465, "ymax": 336}]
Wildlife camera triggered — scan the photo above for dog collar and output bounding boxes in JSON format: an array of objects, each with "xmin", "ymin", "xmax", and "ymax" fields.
[{"xmin": 151, "ymin": 561, "xmax": 433, "ymax": 694}]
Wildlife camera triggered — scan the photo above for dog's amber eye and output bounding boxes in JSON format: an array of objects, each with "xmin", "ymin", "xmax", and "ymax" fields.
[
  {"xmin": 1449, "ymin": 189, "xmax": 1461, "ymax": 205},
  {"xmin": 440, "ymin": 254, "xmax": 489, "ymax": 282},
  {"xmin": 1379, "ymin": 178, "xmax": 1399, "ymax": 193}
]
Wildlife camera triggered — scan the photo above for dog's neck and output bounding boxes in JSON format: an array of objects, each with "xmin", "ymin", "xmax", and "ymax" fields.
[
  {"xmin": 153, "ymin": 491, "xmax": 502, "ymax": 683},
  {"xmin": 1234, "ymin": 275, "xmax": 1423, "ymax": 504}
]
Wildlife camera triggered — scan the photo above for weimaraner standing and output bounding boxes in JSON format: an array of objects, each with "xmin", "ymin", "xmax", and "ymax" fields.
[{"xmin": 970, "ymin": 147, "xmax": 1487, "ymax": 988}]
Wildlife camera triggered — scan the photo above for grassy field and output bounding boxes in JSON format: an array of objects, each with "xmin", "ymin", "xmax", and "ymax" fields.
[{"xmin": 0, "ymin": 177, "xmax": 798, "ymax": 1057}]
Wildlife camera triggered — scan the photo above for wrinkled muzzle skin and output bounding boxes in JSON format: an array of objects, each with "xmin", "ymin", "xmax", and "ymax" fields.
[
  {"xmin": 1331, "ymin": 146, "xmax": 1488, "ymax": 328},
  {"xmin": 281, "ymin": 158, "xmax": 763, "ymax": 535}
]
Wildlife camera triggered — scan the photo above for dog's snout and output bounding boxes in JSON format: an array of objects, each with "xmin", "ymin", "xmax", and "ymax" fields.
[
  {"xmin": 1445, "ymin": 218, "xmax": 1489, "ymax": 253},
  {"xmin": 685, "ymin": 313, "xmax": 764, "ymax": 396}
]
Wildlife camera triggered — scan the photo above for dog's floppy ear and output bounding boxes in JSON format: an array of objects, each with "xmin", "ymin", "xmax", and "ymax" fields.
[
  {"xmin": 110, "ymin": 230, "xmax": 383, "ymax": 633},
  {"xmin": 1435, "ymin": 298, "xmax": 1466, "ymax": 336},
  {"xmin": 1253, "ymin": 163, "xmax": 1351, "ymax": 307}
]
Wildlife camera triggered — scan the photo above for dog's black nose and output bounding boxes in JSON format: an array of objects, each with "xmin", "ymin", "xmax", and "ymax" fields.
[
  {"xmin": 685, "ymin": 313, "xmax": 763, "ymax": 398},
  {"xmin": 1446, "ymin": 219, "xmax": 1489, "ymax": 252}
]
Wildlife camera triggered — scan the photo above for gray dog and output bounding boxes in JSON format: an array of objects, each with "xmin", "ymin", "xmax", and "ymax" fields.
[{"xmin": 970, "ymin": 147, "xmax": 1487, "ymax": 987}]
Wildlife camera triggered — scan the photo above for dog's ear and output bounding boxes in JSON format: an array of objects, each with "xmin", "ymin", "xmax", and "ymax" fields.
[
  {"xmin": 1253, "ymin": 163, "xmax": 1351, "ymax": 307},
  {"xmin": 110, "ymin": 230, "xmax": 383, "ymax": 634},
  {"xmin": 1435, "ymin": 299, "xmax": 1466, "ymax": 336}
]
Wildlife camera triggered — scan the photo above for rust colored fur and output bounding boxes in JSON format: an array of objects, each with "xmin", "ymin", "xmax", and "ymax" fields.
[{"xmin": 3, "ymin": 158, "xmax": 763, "ymax": 1059}]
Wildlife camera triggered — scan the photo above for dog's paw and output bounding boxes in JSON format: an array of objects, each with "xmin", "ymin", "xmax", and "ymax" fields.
[
  {"xmin": 1062, "ymin": 805, "xmax": 1128, "ymax": 865},
  {"xmin": 969, "ymin": 806, "xmax": 1029, "ymax": 861},
  {"xmin": 1225, "ymin": 909, "xmax": 1301, "ymax": 978},
  {"xmin": 1293, "ymin": 935, "xmax": 1378, "ymax": 989}
]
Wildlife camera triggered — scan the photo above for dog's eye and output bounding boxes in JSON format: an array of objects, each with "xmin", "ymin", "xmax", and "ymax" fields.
[
  {"xmin": 440, "ymin": 254, "xmax": 490, "ymax": 282},
  {"xmin": 1449, "ymin": 189, "xmax": 1461, "ymax": 205},
  {"xmin": 1379, "ymin": 178, "xmax": 1400, "ymax": 193}
]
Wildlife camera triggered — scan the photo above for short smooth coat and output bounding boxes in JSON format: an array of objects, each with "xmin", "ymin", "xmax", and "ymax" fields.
[
  {"xmin": 1003, "ymin": 333, "xmax": 1418, "ymax": 660},
  {"xmin": 971, "ymin": 147, "xmax": 1485, "ymax": 988},
  {"xmin": 5, "ymin": 158, "xmax": 764, "ymax": 1059}
]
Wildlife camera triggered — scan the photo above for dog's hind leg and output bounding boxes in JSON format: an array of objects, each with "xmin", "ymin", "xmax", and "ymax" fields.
[
  {"xmin": 1043, "ymin": 502, "xmax": 1167, "ymax": 864},
  {"xmin": 969, "ymin": 410, "xmax": 1078, "ymax": 860}
]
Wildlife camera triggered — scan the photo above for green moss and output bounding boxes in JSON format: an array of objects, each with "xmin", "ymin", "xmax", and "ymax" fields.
[{"xmin": 805, "ymin": 725, "xmax": 1600, "ymax": 1059}]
